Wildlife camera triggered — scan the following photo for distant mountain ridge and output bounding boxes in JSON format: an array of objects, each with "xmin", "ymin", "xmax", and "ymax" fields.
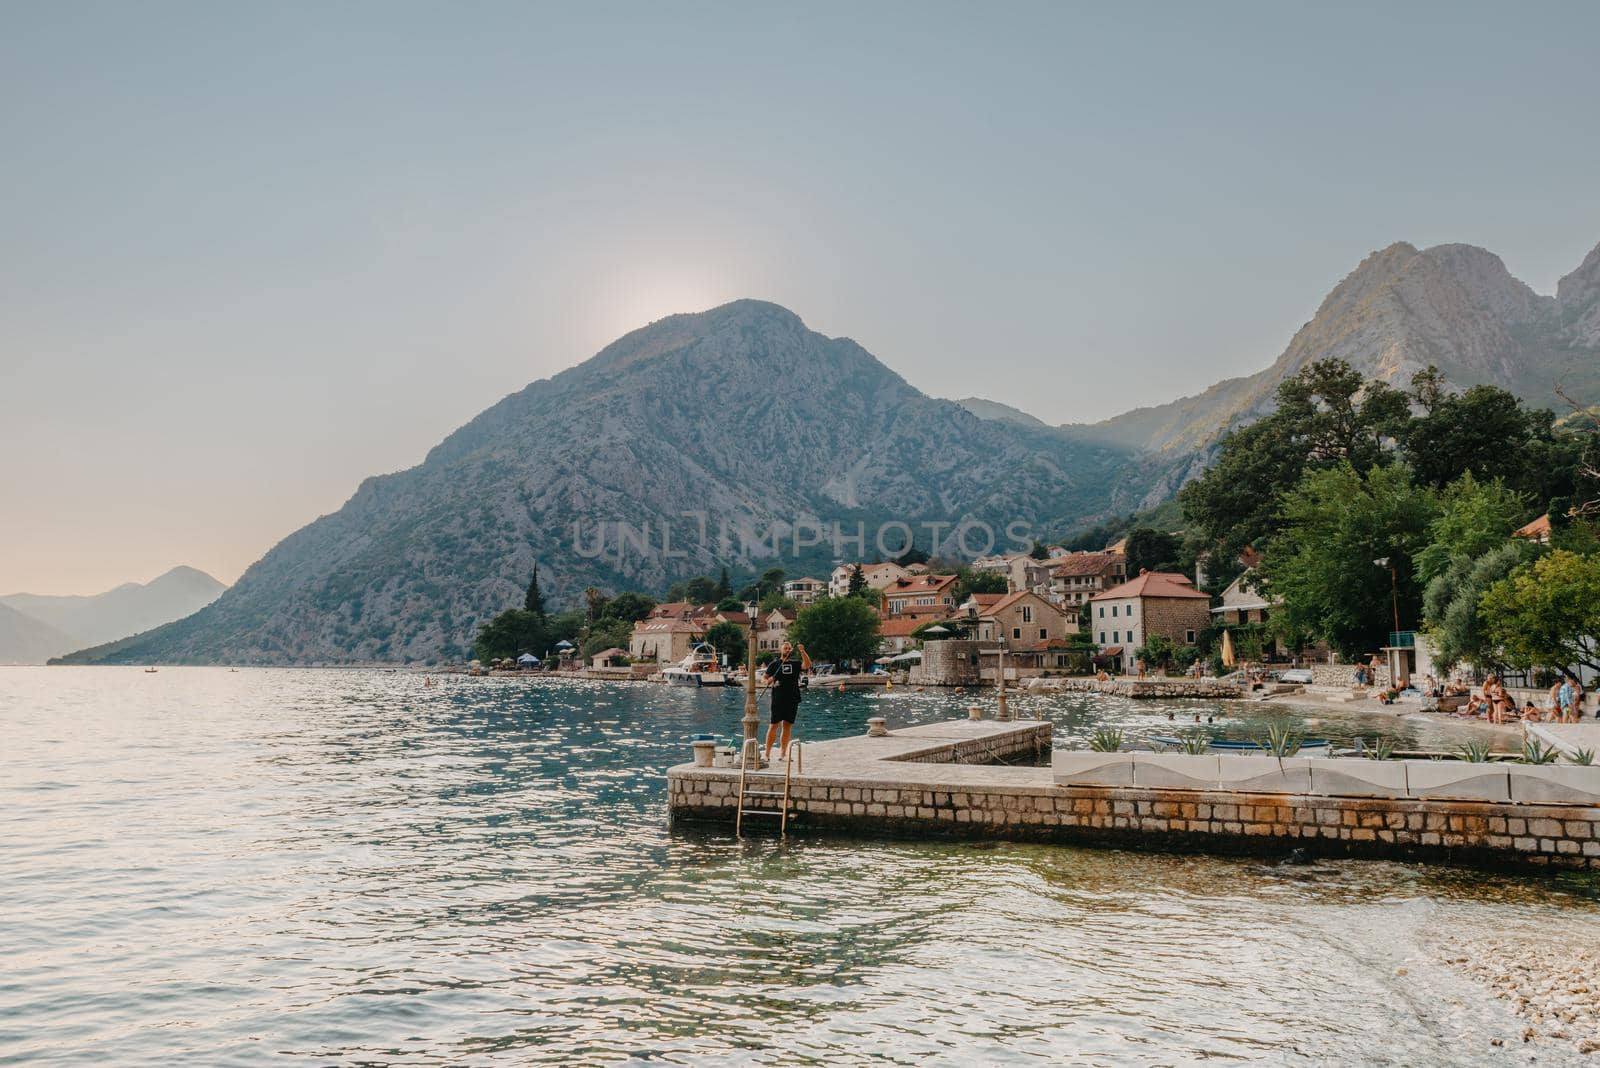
[
  {"xmin": 65, "ymin": 302, "xmax": 1145, "ymax": 665},
  {"xmin": 58, "ymin": 236, "xmax": 1600, "ymax": 666},
  {"xmin": 0, "ymin": 602, "xmax": 80, "ymax": 665},
  {"xmin": 2, "ymin": 566, "xmax": 225, "ymax": 662}
]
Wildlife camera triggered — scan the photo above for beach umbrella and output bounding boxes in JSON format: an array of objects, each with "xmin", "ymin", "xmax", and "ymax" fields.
[
  {"xmin": 1220, "ymin": 629, "xmax": 1236, "ymax": 670},
  {"xmin": 554, "ymin": 639, "xmax": 574, "ymax": 650},
  {"xmin": 922, "ymin": 624, "xmax": 950, "ymax": 635}
]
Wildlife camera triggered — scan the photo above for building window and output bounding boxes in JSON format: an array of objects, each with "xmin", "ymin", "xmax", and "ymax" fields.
[
  {"xmin": 1111, "ymin": 605, "xmax": 1118, "ymax": 617},
  {"xmin": 1099, "ymin": 632, "xmax": 1106, "ymax": 644},
  {"xmin": 1039, "ymin": 628, "xmax": 1047, "ymax": 640},
  {"xmin": 1022, "ymin": 605, "xmax": 1033, "ymax": 623},
  {"xmin": 1098, "ymin": 606, "xmax": 1104, "ymax": 618},
  {"xmin": 1185, "ymin": 629, "xmax": 1197, "ymax": 644},
  {"xmin": 1112, "ymin": 631, "xmax": 1119, "ymax": 643},
  {"xmin": 1012, "ymin": 627, "xmax": 1021, "ymax": 640}
]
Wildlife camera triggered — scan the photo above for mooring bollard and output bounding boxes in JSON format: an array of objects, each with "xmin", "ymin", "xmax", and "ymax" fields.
[
  {"xmin": 866, "ymin": 717, "xmax": 889, "ymax": 737},
  {"xmin": 968, "ymin": 704, "xmax": 983, "ymax": 721}
]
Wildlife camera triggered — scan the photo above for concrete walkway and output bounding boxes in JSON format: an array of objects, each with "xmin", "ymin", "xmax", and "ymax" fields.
[{"xmin": 1527, "ymin": 721, "xmax": 1600, "ymax": 758}]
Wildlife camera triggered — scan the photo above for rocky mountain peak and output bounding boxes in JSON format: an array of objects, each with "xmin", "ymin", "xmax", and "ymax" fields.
[{"xmin": 1557, "ymin": 240, "xmax": 1600, "ymax": 347}]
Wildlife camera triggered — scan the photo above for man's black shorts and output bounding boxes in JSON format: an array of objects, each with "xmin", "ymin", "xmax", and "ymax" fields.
[{"xmin": 770, "ymin": 691, "xmax": 800, "ymax": 725}]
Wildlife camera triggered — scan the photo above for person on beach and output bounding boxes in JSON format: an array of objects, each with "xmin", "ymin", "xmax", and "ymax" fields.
[
  {"xmin": 1522, "ymin": 701, "xmax": 1541, "ymax": 722},
  {"xmin": 761, "ymin": 640, "xmax": 810, "ymax": 762},
  {"xmin": 1558, "ymin": 677, "xmax": 1579, "ymax": 723}
]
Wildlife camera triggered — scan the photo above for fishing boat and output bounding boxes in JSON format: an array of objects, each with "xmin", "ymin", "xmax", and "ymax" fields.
[
  {"xmin": 661, "ymin": 644, "xmax": 729, "ymax": 687},
  {"xmin": 1150, "ymin": 735, "xmax": 1330, "ymax": 751}
]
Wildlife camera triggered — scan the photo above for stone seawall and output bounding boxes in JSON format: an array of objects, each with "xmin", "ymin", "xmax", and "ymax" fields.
[
  {"xmin": 1027, "ymin": 677, "xmax": 1244, "ymax": 699},
  {"xmin": 669, "ymin": 774, "xmax": 1600, "ymax": 871}
]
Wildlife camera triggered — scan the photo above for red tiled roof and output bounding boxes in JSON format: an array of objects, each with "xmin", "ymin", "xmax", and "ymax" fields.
[
  {"xmin": 632, "ymin": 619, "xmax": 705, "ymax": 634},
  {"xmin": 1049, "ymin": 552, "xmax": 1122, "ymax": 578},
  {"xmin": 879, "ymin": 617, "xmax": 936, "ymax": 637},
  {"xmin": 1091, "ymin": 570, "xmax": 1209, "ymax": 601},
  {"xmin": 886, "ymin": 573, "xmax": 958, "ymax": 593},
  {"xmin": 980, "ymin": 590, "xmax": 1064, "ymax": 618},
  {"xmin": 1514, "ymin": 514, "xmax": 1551, "ymax": 540}
]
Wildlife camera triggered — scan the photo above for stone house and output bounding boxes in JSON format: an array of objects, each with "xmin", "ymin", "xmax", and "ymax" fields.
[
  {"xmin": 755, "ymin": 608, "xmax": 794, "ymax": 653},
  {"xmin": 882, "ymin": 573, "xmax": 959, "ymax": 616},
  {"xmin": 974, "ymin": 591, "xmax": 1074, "ymax": 651},
  {"xmin": 628, "ymin": 618, "xmax": 705, "ymax": 663},
  {"xmin": 1047, "ymin": 551, "xmax": 1128, "ymax": 609},
  {"xmin": 828, "ymin": 560, "xmax": 911, "ymax": 598},
  {"xmin": 1089, "ymin": 570, "xmax": 1211, "ymax": 673}
]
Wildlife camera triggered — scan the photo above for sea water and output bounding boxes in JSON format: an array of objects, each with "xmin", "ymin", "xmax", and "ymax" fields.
[{"xmin": 2, "ymin": 667, "xmax": 1593, "ymax": 1065}]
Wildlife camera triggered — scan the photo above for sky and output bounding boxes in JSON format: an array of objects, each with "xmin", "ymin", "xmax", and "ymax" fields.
[{"xmin": 3, "ymin": 1, "xmax": 1599, "ymax": 595}]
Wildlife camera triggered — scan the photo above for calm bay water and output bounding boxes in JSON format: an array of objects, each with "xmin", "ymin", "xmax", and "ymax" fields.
[{"xmin": 2, "ymin": 667, "xmax": 1595, "ymax": 1065}]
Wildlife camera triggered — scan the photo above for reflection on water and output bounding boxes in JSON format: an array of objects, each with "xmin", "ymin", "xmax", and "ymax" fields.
[{"xmin": 1, "ymin": 667, "xmax": 1592, "ymax": 1065}]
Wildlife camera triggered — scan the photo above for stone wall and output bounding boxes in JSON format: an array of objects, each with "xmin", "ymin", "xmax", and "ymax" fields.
[
  {"xmin": 909, "ymin": 639, "xmax": 984, "ymax": 687},
  {"xmin": 667, "ymin": 775, "xmax": 1600, "ymax": 872},
  {"xmin": 1142, "ymin": 596, "xmax": 1212, "ymax": 646},
  {"xmin": 1028, "ymin": 677, "xmax": 1244, "ymax": 699},
  {"xmin": 1310, "ymin": 662, "xmax": 1391, "ymax": 689},
  {"xmin": 887, "ymin": 723, "xmax": 1050, "ymax": 765}
]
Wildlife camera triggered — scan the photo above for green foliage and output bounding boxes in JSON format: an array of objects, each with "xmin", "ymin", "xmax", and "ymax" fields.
[
  {"xmin": 1123, "ymin": 527, "xmax": 1183, "ymax": 578},
  {"xmin": 1088, "ymin": 727, "xmax": 1125, "ymax": 753},
  {"xmin": 1456, "ymin": 739, "xmax": 1494, "ymax": 763},
  {"xmin": 1479, "ymin": 550, "xmax": 1600, "ymax": 675},
  {"xmin": 785, "ymin": 596, "xmax": 881, "ymax": 666},
  {"xmin": 1521, "ymin": 738, "xmax": 1561, "ymax": 765},
  {"xmin": 523, "ymin": 564, "xmax": 546, "ymax": 616},
  {"xmin": 1405, "ymin": 383, "xmax": 1583, "ymax": 502},
  {"xmin": 715, "ymin": 597, "xmax": 744, "ymax": 612},
  {"xmin": 1255, "ymin": 722, "xmax": 1303, "ymax": 759},
  {"xmin": 714, "ymin": 567, "xmax": 732, "ymax": 601},
  {"xmin": 702, "ymin": 621, "xmax": 747, "ymax": 667},
  {"xmin": 953, "ymin": 566, "xmax": 1008, "ymax": 601},
  {"xmin": 1260, "ymin": 463, "xmax": 1438, "ymax": 656},
  {"xmin": 1365, "ymin": 736, "xmax": 1396, "ymax": 761},
  {"xmin": 896, "ymin": 540, "xmax": 932, "ymax": 566},
  {"xmin": 757, "ymin": 591, "xmax": 797, "ymax": 612},
  {"xmin": 1414, "ymin": 473, "xmax": 1529, "ymax": 584},
  {"xmin": 1570, "ymin": 748, "xmax": 1596, "ymax": 767},
  {"xmin": 601, "ymin": 591, "xmax": 656, "ymax": 623},
  {"xmin": 846, "ymin": 564, "xmax": 866, "ymax": 597},
  {"xmin": 1178, "ymin": 730, "xmax": 1212, "ymax": 755},
  {"xmin": 1029, "ymin": 539, "xmax": 1050, "ymax": 560},
  {"xmin": 473, "ymin": 606, "xmax": 584, "ymax": 661},
  {"xmin": 580, "ymin": 618, "xmax": 633, "ymax": 659},
  {"xmin": 1135, "ymin": 633, "xmax": 1176, "ymax": 670},
  {"xmin": 1421, "ymin": 541, "xmax": 1534, "ymax": 671}
]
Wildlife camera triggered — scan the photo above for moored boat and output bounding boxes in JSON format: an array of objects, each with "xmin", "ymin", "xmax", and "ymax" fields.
[{"xmin": 661, "ymin": 644, "xmax": 729, "ymax": 687}]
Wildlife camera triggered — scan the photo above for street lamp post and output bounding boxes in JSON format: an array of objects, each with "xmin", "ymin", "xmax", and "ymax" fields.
[
  {"xmin": 1373, "ymin": 557, "xmax": 1401, "ymax": 639},
  {"xmin": 743, "ymin": 601, "xmax": 761, "ymax": 766},
  {"xmin": 995, "ymin": 642, "xmax": 1011, "ymax": 721}
]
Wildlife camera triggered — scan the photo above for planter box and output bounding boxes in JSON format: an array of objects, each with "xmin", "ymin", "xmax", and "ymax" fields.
[
  {"xmin": 1131, "ymin": 754, "xmax": 1220, "ymax": 791},
  {"xmin": 1212, "ymin": 754, "xmax": 1316, "ymax": 794},
  {"xmin": 1309, "ymin": 759, "xmax": 1409, "ymax": 799},
  {"xmin": 1403, "ymin": 761, "xmax": 1510, "ymax": 802},
  {"xmin": 1507, "ymin": 764, "xmax": 1600, "ymax": 805},
  {"xmin": 1052, "ymin": 751, "xmax": 1134, "ymax": 787}
]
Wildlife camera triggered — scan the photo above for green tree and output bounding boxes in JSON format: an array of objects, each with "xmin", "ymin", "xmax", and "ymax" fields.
[
  {"xmin": 1414, "ymin": 473, "xmax": 1529, "ymax": 584},
  {"xmin": 714, "ymin": 566, "xmax": 732, "ymax": 601},
  {"xmin": 1135, "ymin": 633, "xmax": 1176, "ymax": 671},
  {"xmin": 715, "ymin": 597, "xmax": 744, "ymax": 613},
  {"xmin": 846, "ymin": 564, "xmax": 866, "ymax": 597},
  {"xmin": 757, "ymin": 591, "xmax": 797, "ymax": 612},
  {"xmin": 1422, "ymin": 542, "xmax": 1534, "ymax": 671},
  {"xmin": 583, "ymin": 586, "xmax": 608, "ymax": 622},
  {"xmin": 473, "ymin": 609, "xmax": 545, "ymax": 661},
  {"xmin": 1259, "ymin": 463, "xmax": 1438, "ymax": 656},
  {"xmin": 1029, "ymin": 539, "xmax": 1050, "ymax": 560},
  {"xmin": 702, "ymin": 620, "xmax": 747, "ymax": 668},
  {"xmin": 1123, "ymin": 528, "xmax": 1183, "ymax": 577},
  {"xmin": 580, "ymin": 618, "xmax": 634, "ymax": 659},
  {"xmin": 1479, "ymin": 550, "xmax": 1600, "ymax": 678},
  {"xmin": 953, "ymin": 566, "xmax": 1008, "ymax": 602},
  {"xmin": 786, "ymin": 596, "xmax": 881, "ymax": 667},
  {"xmin": 601, "ymin": 591, "xmax": 656, "ymax": 623},
  {"xmin": 523, "ymin": 564, "xmax": 546, "ymax": 617},
  {"xmin": 1404, "ymin": 384, "xmax": 1582, "ymax": 502}
]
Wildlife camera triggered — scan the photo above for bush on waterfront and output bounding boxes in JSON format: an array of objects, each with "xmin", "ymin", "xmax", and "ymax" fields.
[{"xmin": 1479, "ymin": 550, "xmax": 1600, "ymax": 680}]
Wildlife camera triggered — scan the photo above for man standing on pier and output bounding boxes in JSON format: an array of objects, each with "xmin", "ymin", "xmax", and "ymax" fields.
[{"xmin": 762, "ymin": 640, "xmax": 811, "ymax": 762}]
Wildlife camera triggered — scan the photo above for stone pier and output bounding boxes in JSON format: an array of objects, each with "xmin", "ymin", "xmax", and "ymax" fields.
[{"xmin": 666, "ymin": 718, "xmax": 1600, "ymax": 872}]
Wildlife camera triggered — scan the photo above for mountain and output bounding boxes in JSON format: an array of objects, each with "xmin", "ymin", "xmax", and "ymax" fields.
[
  {"xmin": 953, "ymin": 397, "xmax": 1050, "ymax": 430},
  {"xmin": 0, "ymin": 602, "xmax": 80, "ymax": 665},
  {"xmin": 62, "ymin": 301, "xmax": 1147, "ymax": 665},
  {"xmin": 4, "ymin": 566, "xmax": 226, "ymax": 652},
  {"xmin": 1078, "ymin": 239, "xmax": 1600, "ymax": 461}
]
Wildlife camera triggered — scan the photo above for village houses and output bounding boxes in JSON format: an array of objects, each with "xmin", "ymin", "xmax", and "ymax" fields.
[
  {"xmin": 782, "ymin": 576, "xmax": 825, "ymax": 605},
  {"xmin": 754, "ymin": 607, "xmax": 794, "ymax": 653},
  {"xmin": 827, "ymin": 560, "xmax": 911, "ymax": 598},
  {"xmin": 1088, "ymin": 570, "xmax": 1211, "ymax": 674},
  {"xmin": 1047, "ymin": 551, "xmax": 1127, "ymax": 609},
  {"xmin": 883, "ymin": 573, "xmax": 960, "ymax": 616}
]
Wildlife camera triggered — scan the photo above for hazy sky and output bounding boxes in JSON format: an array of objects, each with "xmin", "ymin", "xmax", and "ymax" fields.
[{"xmin": 4, "ymin": 1, "xmax": 1599, "ymax": 595}]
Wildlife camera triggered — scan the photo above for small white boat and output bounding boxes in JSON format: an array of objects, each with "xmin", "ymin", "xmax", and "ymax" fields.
[{"xmin": 661, "ymin": 644, "xmax": 729, "ymax": 687}]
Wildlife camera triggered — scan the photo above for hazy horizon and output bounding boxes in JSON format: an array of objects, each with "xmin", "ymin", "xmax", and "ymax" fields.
[{"xmin": 5, "ymin": 1, "xmax": 1600, "ymax": 594}]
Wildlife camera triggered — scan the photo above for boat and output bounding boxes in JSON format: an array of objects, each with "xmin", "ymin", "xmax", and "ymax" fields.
[
  {"xmin": 661, "ymin": 644, "xmax": 730, "ymax": 687},
  {"xmin": 143, "ymin": 668, "xmax": 158, "ymax": 673},
  {"xmin": 1150, "ymin": 735, "xmax": 1330, "ymax": 751}
]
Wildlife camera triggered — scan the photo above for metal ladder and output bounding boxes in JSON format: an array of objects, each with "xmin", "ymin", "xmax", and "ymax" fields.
[{"xmin": 735, "ymin": 739, "xmax": 803, "ymax": 837}]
